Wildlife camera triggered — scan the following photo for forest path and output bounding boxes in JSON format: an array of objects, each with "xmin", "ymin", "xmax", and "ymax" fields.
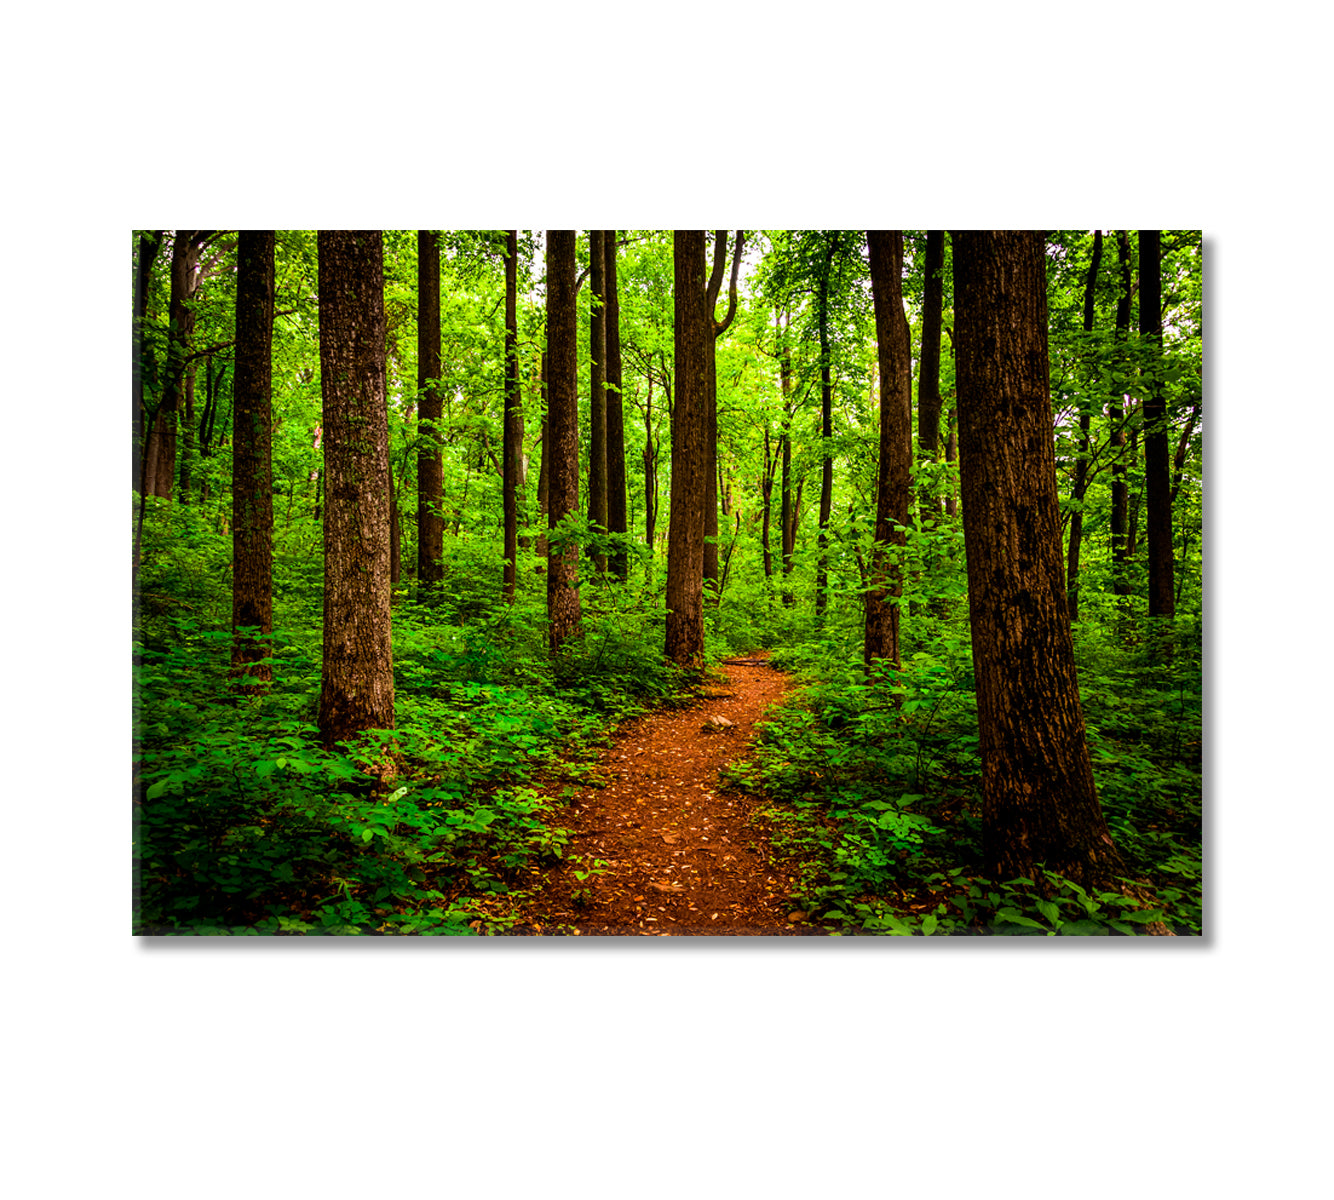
[{"xmin": 502, "ymin": 655, "xmax": 816, "ymax": 935}]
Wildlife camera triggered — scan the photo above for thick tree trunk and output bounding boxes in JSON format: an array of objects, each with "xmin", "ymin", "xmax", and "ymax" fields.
[
  {"xmin": 316, "ymin": 231, "xmax": 395, "ymax": 747},
  {"xmin": 546, "ymin": 231, "xmax": 583, "ymax": 652},
  {"xmin": 230, "ymin": 230, "xmax": 275, "ymax": 688},
  {"xmin": 587, "ymin": 229, "xmax": 608, "ymax": 572},
  {"xmin": 417, "ymin": 230, "xmax": 445, "ymax": 588},
  {"xmin": 864, "ymin": 230, "xmax": 912, "ymax": 671},
  {"xmin": 1140, "ymin": 230, "xmax": 1175, "ymax": 618},
  {"xmin": 760, "ymin": 425, "xmax": 774, "ymax": 580},
  {"xmin": 666, "ymin": 230, "xmax": 708, "ymax": 671},
  {"xmin": 917, "ymin": 230, "xmax": 945, "ymax": 523},
  {"xmin": 1067, "ymin": 229, "xmax": 1103, "ymax": 621},
  {"xmin": 642, "ymin": 372, "xmax": 657, "ymax": 554},
  {"xmin": 604, "ymin": 231, "xmax": 628, "ymax": 580},
  {"xmin": 953, "ymin": 230, "xmax": 1125, "ymax": 890},
  {"xmin": 503, "ymin": 229, "xmax": 520, "ymax": 601}
]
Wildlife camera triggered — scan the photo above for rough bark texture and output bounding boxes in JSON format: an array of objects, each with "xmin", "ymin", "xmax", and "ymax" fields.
[
  {"xmin": 536, "ymin": 354, "xmax": 549, "ymax": 559},
  {"xmin": 316, "ymin": 231, "xmax": 395, "ymax": 746},
  {"xmin": 546, "ymin": 231, "xmax": 583, "ymax": 652},
  {"xmin": 503, "ymin": 229, "xmax": 520, "ymax": 601},
  {"xmin": 1067, "ymin": 230, "xmax": 1103, "ymax": 620},
  {"xmin": 230, "ymin": 230, "xmax": 275, "ymax": 687},
  {"xmin": 952, "ymin": 230, "xmax": 1126, "ymax": 889},
  {"xmin": 666, "ymin": 231, "xmax": 708, "ymax": 671},
  {"xmin": 1139, "ymin": 230, "xmax": 1175, "ymax": 618},
  {"xmin": 864, "ymin": 230, "xmax": 912, "ymax": 671},
  {"xmin": 587, "ymin": 229, "xmax": 607, "ymax": 572},
  {"xmin": 917, "ymin": 230, "xmax": 945, "ymax": 521},
  {"xmin": 604, "ymin": 231, "xmax": 629, "ymax": 580},
  {"xmin": 417, "ymin": 230, "xmax": 446, "ymax": 587}
]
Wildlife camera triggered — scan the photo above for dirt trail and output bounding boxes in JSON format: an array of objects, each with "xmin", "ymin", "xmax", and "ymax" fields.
[{"xmin": 503, "ymin": 657, "xmax": 815, "ymax": 935}]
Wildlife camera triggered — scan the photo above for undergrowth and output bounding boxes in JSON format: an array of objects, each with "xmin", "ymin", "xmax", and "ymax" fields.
[{"xmin": 728, "ymin": 611, "xmax": 1203, "ymax": 936}]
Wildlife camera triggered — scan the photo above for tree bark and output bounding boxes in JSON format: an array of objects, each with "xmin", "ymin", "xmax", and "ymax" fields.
[
  {"xmin": 587, "ymin": 229, "xmax": 608, "ymax": 572},
  {"xmin": 666, "ymin": 231, "xmax": 708, "ymax": 671},
  {"xmin": 546, "ymin": 231, "xmax": 583, "ymax": 652},
  {"xmin": 864, "ymin": 230, "xmax": 912, "ymax": 671},
  {"xmin": 417, "ymin": 230, "xmax": 446, "ymax": 587},
  {"xmin": 503, "ymin": 229, "xmax": 521, "ymax": 601},
  {"xmin": 145, "ymin": 231, "xmax": 204, "ymax": 499},
  {"xmin": 231, "ymin": 230, "xmax": 275, "ymax": 688},
  {"xmin": 1066, "ymin": 229, "xmax": 1103, "ymax": 621},
  {"xmin": 1140, "ymin": 230, "xmax": 1175, "ymax": 618},
  {"xmin": 316, "ymin": 231, "xmax": 395, "ymax": 747},
  {"xmin": 917, "ymin": 230, "xmax": 945, "ymax": 523},
  {"xmin": 604, "ymin": 231, "xmax": 629, "ymax": 580},
  {"xmin": 953, "ymin": 230, "xmax": 1125, "ymax": 889}
]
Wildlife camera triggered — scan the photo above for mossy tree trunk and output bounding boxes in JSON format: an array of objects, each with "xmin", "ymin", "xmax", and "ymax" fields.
[{"xmin": 417, "ymin": 230, "xmax": 445, "ymax": 588}]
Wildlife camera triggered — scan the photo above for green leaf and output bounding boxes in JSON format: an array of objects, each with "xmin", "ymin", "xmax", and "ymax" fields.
[
  {"xmin": 146, "ymin": 779, "xmax": 171, "ymax": 800},
  {"xmin": 1035, "ymin": 899, "xmax": 1061, "ymax": 925},
  {"xmin": 921, "ymin": 912, "xmax": 938, "ymax": 936}
]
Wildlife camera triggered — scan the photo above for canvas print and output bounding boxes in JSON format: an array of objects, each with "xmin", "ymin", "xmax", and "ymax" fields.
[{"xmin": 132, "ymin": 230, "xmax": 1202, "ymax": 936}]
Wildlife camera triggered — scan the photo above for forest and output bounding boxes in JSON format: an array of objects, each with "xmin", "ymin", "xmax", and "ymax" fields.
[{"xmin": 131, "ymin": 228, "xmax": 1203, "ymax": 936}]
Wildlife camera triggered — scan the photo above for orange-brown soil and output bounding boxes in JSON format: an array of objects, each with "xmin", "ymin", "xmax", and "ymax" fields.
[{"xmin": 500, "ymin": 656, "xmax": 823, "ymax": 936}]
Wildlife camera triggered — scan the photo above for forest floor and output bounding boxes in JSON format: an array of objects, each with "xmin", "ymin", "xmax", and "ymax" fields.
[{"xmin": 499, "ymin": 656, "xmax": 824, "ymax": 936}]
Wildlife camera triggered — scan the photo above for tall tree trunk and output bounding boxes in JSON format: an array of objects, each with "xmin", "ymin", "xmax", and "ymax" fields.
[
  {"xmin": 605, "ymin": 231, "xmax": 629, "ymax": 580},
  {"xmin": 316, "ymin": 231, "xmax": 395, "ymax": 747},
  {"xmin": 417, "ymin": 230, "xmax": 445, "ymax": 588},
  {"xmin": 536, "ymin": 353, "xmax": 549, "ymax": 559},
  {"xmin": 864, "ymin": 230, "xmax": 912, "ymax": 671},
  {"xmin": 815, "ymin": 233, "xmax": 837, "ymax": 620},
  {"xmin": 546, "ymin": 231, "xmax": 583, "ymax": 652},
  {"xmin": 953, "ymin": 230, "xmax": 1125, "ymax": 891},
  {"xmin": 1067, "ymin": 229, "xmax": 1103, "ymax": 620},
  {"xmin": 703, "ymin": 230, "xmax": 745, "ymax": 597},
  {"xmin": 587, "ymin": 229, "xmax": 607, "ymax": 572},
  {"xmin": 146, "ymin": 231, "xmax": 203, "ymax": 499},
  {"xmin": 642, "ymin": 372, "xmax": 657, "ymax": 554},
  {"xmin": 503, "ymin": 229, "xmax": 521, "ymax": 601},
  {"xmin": 133, "ymin": 231, "xmax": 162, "ymax": 493},
  {"xmin": 666, "ymin": 230, "xmax": 708, "ymax": 671},
  {"xmin": 760, "ymin": 425, "xmax": 775, "ymax": 580},
  {"xmin": 230, "ymin": 230, "xmax": 275, "ymax": 689},
  {"xmin": 944, "ymin": 407, "xmax": 958, "ymax": 518},
  {"xmin": 1140, "ymin": 230, "xmax": 1175, "ymax": 618},
  {"xmin": 1111, "ymin": 230, "xmax": 1132, "ymax": 601},
  {"xmin": 917, "ymin": 230, "xmax": 945, "ymax": 523}
]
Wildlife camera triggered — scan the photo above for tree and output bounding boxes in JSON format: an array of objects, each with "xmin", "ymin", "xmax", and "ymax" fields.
[
  {"xmin": 1140, "ymin": 229, "xmax": 1175, "ymax": 618},
  {"xmin": 231, "ymin": 230, "xmax": 275, "ymax": 688},
  {"xmin": 546, "ymin": 230, "xmax": 583, "ymax": 652},
  {"xmin": 863, "ymin": 230, "xmax": 912, "ymax": 670},
  {"xmin": 703, "ymin": 230, "xmax": 745, "ymax": 590},
  {"xmin": 133, "ymin": 231, "xmax": 162, "ymax": 493},
  {"xmin": 316, "ymin": 231, "xmax": 395, "ymax": 746},
  {"xmin": 952, "ymin": 230, "xmax": 1126, "ymax": 889},
  {"xmin": 815, "ymin": 231, "xmax": 839, "ymax": 619},
  {"xmin": 417, "ymin": 230, "xmax": 445, "ymax": 587},
  {"xmin": 1066, "ymin": 229, "xmax": 1103, "ymax": 620},
  {"xmin": 917, "ymin": 230, "xmax": 945, "ymax": 523},
  {"xmin": 604, "ymin": 231, "xmax": 629, "ymax": 580},
  {"xmin": 666, "ymin": 230, "xmax": 708, "ymax": 670},
  {"xmin": 1110, "ymin": 230, "xmax": 1133, "ymax": 601},
  {"xmin": 503, "ymin": 229, "xmax": 521, "ymax": 601},
  {"xmin": 587, "ymin": 229, "xmax": 608, "ymax": 572}
]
